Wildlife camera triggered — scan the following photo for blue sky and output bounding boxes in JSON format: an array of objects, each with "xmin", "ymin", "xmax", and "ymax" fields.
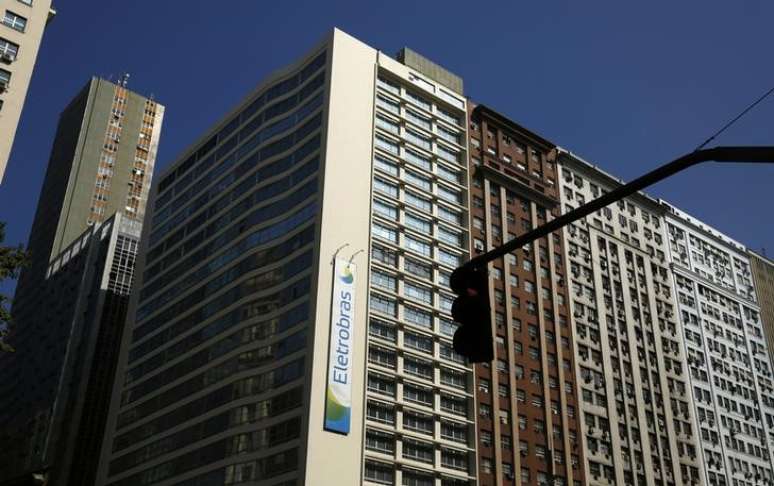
[{"xmin": 1, "ymin": 0, "xmax": 773, "ymax": 296}]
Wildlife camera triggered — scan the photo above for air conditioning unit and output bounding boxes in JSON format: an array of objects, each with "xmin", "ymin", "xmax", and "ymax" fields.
[
  {"xmin": 0, "ymin": 52, "xmax": 13, "ymax": 63},
  {"xmin": 0, "ymin": 81, "xmax": 7, "ymax": 93}
]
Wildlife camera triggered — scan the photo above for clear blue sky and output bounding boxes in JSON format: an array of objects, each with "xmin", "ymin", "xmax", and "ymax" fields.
[{"xmin": 1, "ymin": 0, "xmax": 773, "ymax": 297}]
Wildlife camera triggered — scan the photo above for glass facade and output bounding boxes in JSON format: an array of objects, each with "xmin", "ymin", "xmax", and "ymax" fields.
[{"xmin": 103, "ymin": 50, "xmax": 327, "ymax": 486}]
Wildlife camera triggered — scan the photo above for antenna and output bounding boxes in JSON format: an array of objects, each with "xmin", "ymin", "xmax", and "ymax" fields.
[{"xmin": 121, "ymin": 73, "xmax": 130, "ymax": 88}]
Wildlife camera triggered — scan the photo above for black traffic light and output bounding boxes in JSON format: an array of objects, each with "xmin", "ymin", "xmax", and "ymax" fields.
[{"xmin": 450, "ymin": 265, "xmax": 493, "ymax": 363}]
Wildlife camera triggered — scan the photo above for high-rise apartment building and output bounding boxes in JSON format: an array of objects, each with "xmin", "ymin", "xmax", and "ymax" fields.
[
  {"xmin": 749, "ymin": 251, "xmax": 774, "ymax": 370},
  {"xmin": 0, "ymin": 77, "xmax": 163, "ymax": 485},
  {"xmin": 0, "ymin": 0, "xmax": 55, "ymax": 183},
  {"xmin": 467, "ymin": 105, "xmax": 586, "ymax": 486},
  {"xmin": 97, "ymin": 30, "xmax": 475, "ymax": 486},
  {"xmin": 664, "ymin": 204, "xmax": 774, "ymax": 486},
  {"xmin": 0, "ymin": 213, "xmax": 142, "ymax": 485},
  {"xmin": 556, "ymin": 151, "xmax": 705, "ymax": 486}
]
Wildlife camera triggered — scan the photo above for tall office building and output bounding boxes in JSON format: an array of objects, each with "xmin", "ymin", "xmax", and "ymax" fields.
[
  {"xmin": 16, "ymin": 76, "xmax": 163, "ymax": 287},
  {"xmin": 749, "ymin": 251, "xmax": 774, "ymax": 369},
  {"xmin": 0, "ymin": 77, "xmax": 162, "ymax": 484},
  {"xmin": 664, "ymin": 204, "xmax": 774, "ymax": 486},
  {"xmin": 0, "ymin": 214, "xmax": 141, "ymax": 485},
  {"xmin": 467, "ymin": 105, "xmax": 586, "ymax": 486},
  {"xmin": 0, "ymin": 0, "xmax": 55, "ymax": 183},
  {"xmin": 556, "ymin": 152, "xmax": 705, "ymax": 486},
  {"xmin": 97, "ymin": 30, "xmax": 475, "ymax": 486}
]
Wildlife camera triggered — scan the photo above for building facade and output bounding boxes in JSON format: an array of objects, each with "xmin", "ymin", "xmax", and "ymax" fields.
[
  {"xmin": 556, "ymin": 152, "xmax": 705, "ymax": 486},
  {"xmin": 0, "ymin": 0, "xmax": 55, "ymax": 183},
  {"xmin": 664, "ymin": 204, "xmax": 774, "ymax": 486},
  {"xmin": 749, "ymin": 251, "xmax": 774, "ymax": 371},
  {"xmin": 467, "ymin": 105, "xmax": 586, "ymax": 486},
  {"xmin": 97, "ymin": 30, "xmax": 476, "ymax": 486},
  {"xmin": 18, "ymin": 76, "xmax": 163, "ymax": 281},
  {"xmin": 0, "ymin": 76, "xmax": 162, "ymax": 484},
  {"xmin": 0, "ymin": 213, "xmax": 141, "ymax": 485}
]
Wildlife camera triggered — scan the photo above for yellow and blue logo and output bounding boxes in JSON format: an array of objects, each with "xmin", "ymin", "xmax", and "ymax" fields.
[{"xmin": 340, "ymin": 265, "xmax": 354, "ymax": 284}]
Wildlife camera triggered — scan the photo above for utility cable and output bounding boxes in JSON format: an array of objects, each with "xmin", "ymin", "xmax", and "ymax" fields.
[{"xmin": 695, "ymin": 84, "xmax": 774, "ymax": 151}]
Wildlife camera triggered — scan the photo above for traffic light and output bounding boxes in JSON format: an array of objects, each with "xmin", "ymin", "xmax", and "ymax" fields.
[{"xmin": 450, "ymin": 265, "xmax": 493, "ymax": 363}]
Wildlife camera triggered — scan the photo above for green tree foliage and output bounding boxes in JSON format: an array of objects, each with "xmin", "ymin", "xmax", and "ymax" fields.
[{"xmin": 0, "ymin": 222, "xmax": 29, "ymax": 353}]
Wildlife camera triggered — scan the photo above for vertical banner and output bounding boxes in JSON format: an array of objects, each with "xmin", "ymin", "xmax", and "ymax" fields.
[{"xmin": 324, "ymin": 258, "xmax": 356, "ymax": 434}]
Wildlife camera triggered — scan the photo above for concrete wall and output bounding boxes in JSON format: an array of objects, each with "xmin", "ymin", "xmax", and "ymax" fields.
[{"xmin": 302, "ymin": 28, "xmax": 376, "ymax": 485}]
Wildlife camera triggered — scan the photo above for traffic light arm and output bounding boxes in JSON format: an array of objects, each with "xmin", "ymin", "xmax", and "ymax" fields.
[{"xmin": 463, "ymin": 146, "xmax": 774, "ymax": 270}]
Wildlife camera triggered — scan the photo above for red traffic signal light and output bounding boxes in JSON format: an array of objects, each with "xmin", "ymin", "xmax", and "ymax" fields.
[{"xmin": 450, "ymin": 265, "xmax": 493, "ymax": 363}]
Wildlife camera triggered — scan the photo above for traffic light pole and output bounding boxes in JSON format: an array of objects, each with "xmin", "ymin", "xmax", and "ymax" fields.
[{"xmin": 461, "ymin": 146, "xmax": 774, "ymax": 270}]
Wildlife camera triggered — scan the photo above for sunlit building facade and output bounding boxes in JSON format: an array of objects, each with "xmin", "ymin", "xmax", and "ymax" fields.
[
  {"xmin": 96, "ymin": 29, "xmax": 477, "ymax": 486},
  {"xmin": 665, "ymin": 204, "xmax": 774, "ymax": 486},
  {"xmin": 557, "ymin": 152, "xmax": 704, "ymax": 486},
  {"xmin": 467, "ymin": 105, "xmax": 586, "ymax": 486}
]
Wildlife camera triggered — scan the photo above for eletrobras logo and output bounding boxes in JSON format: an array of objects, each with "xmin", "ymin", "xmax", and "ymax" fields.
[{"xmin": 324, "ymin": 259, "xmax": 356, "ymax": 434}]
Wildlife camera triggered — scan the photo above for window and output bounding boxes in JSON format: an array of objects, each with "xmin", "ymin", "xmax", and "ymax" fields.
[
  {"xmin": 405, "ymin": 282, "xmax": 433, "ymax": 304},
  {"xmin": 441, "ymin": 448, "xmax": 468, "ymax": 471},
  {"xmin": 404, "ymin": 384, "xmax": 433, "ymax": 407},
  {"xmin": 405, "ymin": 258, "xmax": 432, "ymax": 280},
  {"xmin": 365, "ymin": 461, "xmax": 394, "ymax": 485},
  {"xmin": 406, "ymin": 109, "xmax": 431, "ymax": 130},
  {"xmin": 368, "ymin": 373, "xmax": 396, "ymax": 397},
  {"xmin": 0, "ymin": 67, "xmax": 10, "ymax": 89},
  {"xmin": 375, "ymin": 134, "xmax": 399, "ymax": 154},
  {"xmin": 406, "ymin": 130, "xmax": 431, "ymax": 150},
  {"xmin": 404, "ymin": 410, "xmax": 434, "ymax": 434},
  {"xmin": 372, "ymin": 223, "xmax": 397, "ymax": 243},
  {"xmin": 376, "ymin": 115, "xmax": 400, "ymax": 134},
  {"xmin": 371, "ymin": 270, "xmax": 396, "ymax": 291},
  {"xmin": 372, "ymin": 245, "xmax": 397, "ymax": 266},
  {"xmin": 404, "ymin": 332, "xmax": 433, "ymax": 353},
  {"xmin": 405, "ymin": 191, "xmax": 432, "ymax": 211},
  {"xmin": 437, "ymin": 164, "xmax": 461, "ymax": 184},
  {"xmin": 438, "ymin": 205, "xmax": 461, "ymax": 225},
  {"xmin": 374, "ymin": 199, "xmax": 398, "ymax": 220},
  {"xmin": 437, "ymin": 107, "xmax": 461, "ymax": 127},
  {"xmin": 405, "ymin": 170, "xmax": 432, "ymax": 191},
  {"xmin": 405, "ymin": 150, "xmax": 431, "ymax": 170},
  {"xmin": 404, "ymin": 357, "xmax": 433, "ymax": 379},
  {"xmin": 377, "ymin": 76, "xmax": 400, "ymax": 95},
  {"xmin": 377, "ymin": 95, "xmax": 400, "ymax": 114},
  {"xmin": 440, "ymin": 367, "xmax": 466, "ymax": 389},
  {"xmin": 405, "ymin": 91, "xmax": 432, "ymax": 111},
  {"xmin": 404, "ymin": 305, "xmax": 432, "ymax": 328},
  {"xmin": 3, "ymin": 11, "xmax": 26, "ymax": 32},
  {"xmin": 367, "ymin": 400, "xmax": 396, "ymax": 425},
  {"xmin": 0, "ymin": 38, "xmax": 18, "ymax": 61},
  {"xmin": 406, "ymin": 235, "xmax": 432, "ymax": 257},
  {"xmin": 366, "ymin": 429, "xmax": 395, "ymax": 454},
  {"xmin": 374, "ymin": 178, "xmax": 398, "ymax": 197},
  {"xmin": 437, "ymin": 125, "xmax": 460, "ymax": 144},
  {"xmin": 438, "ymin": 317, "xmax": 457, "ymax": 337},
  {"xmin": 437, "ymin": 144, "xmax": 459, "ymax": 163},
  {"xmin": 403, "ymin": 469, "xmax": 434, "ymax": 486},
  {"xmin": 437, "ymin": 185, "xmax": 461, "ymax": 204},
  {"xmin": 370, "ymin": 294, "xmax": 396, "ymax": 316},
  {"xmin": 438, "ymin": 249, "xmax": 459, "ymax": 267},
  {"xmin": 437, "ymin": 226, "xmax": 461, "ymax": 246},
  {"xmin": 369, "ymin": 319, "xmax": 397, "ymax": 342},
  {"xmin": 405, "ymin": 212, "xmax": 432, "ymax": 233}
]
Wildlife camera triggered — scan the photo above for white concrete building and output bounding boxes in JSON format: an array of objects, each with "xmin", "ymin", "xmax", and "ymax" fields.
[
  {"xmin": 556, "ymin": 150, "xmax": 704, "ymax": 486},
  {"xmin": 664, "ymin": 203, "xmax": 774, "ymax": 486}
]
